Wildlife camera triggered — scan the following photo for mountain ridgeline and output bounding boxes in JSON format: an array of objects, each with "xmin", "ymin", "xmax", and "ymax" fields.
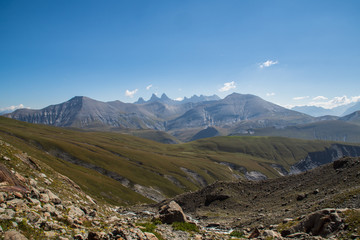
[
  {"xmin": 4, "ymin": 93, "xmax": 360, "ymax": 142},
  {"xmin": 4, "ymin": 93, "xmax": 311, "ymax": 135}
]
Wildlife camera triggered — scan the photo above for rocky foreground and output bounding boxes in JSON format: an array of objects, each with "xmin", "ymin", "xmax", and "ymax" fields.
[{"xmin": 1, "ymin": 139, "xmax": 360, "ymax": 239}]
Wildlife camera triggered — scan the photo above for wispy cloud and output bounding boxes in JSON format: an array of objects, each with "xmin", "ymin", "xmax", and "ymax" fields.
[
  {"xmin": 313, "ymin": 96, "xmax": 328, "ymax": 101},
  {"xmin": 266, "ymin": 92, "xmax": 275, "ymax": 97},
  {"xmin": 125, "ymin": 89, "xmax": 138, "ymax": 98},
  {"xmin": 219, "ymin": 81, "xmax": 236, "ymax": 92},
  {"xmin": 293, "ymin": 96, "xmax": 309, "ymax": 101},
  {"xmin": 259, "ymin": 60, "xmax": 278, "ymax": 69},
  {"xmin": 0, "ymin": 104, "xmax": 27, "ymax": 113},
  {"xmin": 146, "ymin": 84, "xmax": 152, "ymax": 90}
]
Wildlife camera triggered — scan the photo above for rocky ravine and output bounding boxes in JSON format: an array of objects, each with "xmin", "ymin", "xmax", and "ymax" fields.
[{"xmin": 1, "ymin": 139, "xmax": 360, "ymax": 239}]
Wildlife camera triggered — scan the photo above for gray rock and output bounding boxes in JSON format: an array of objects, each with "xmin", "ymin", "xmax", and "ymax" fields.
[
  {"xmin": 4, "ymin": 230, "xmax": 28, "ymax": 240},
  {"xmin": 42, "ymin": 203, "xmax": 56, "ymax": 214},
  {"xmin": 158, "ymin": 200, "xmax": 188, "ymax": 224},
  {"xmin": 39, "ymin": 193, "xmax": 50, "ymax": 203},
  {"xmin": 45, "ymin": 189, "xmax": 61, "ymax": 204},
  {"xmin": 67, "ymin": 206, "xmax": 85, "ymax": 218},
  {"xmin": 27, "ymin": 211, "xmax": 41, "ymax": 223},
  {"xmin": 282, "ymin": 208, "xmax": 344, "ymax": 237},
  {"xmin": 5, "ymin": 209, "xmax": 15, "ymax": 218}
]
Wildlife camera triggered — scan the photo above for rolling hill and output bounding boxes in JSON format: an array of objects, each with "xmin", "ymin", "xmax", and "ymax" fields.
[{"xmin": 1, "ymin": 117, "xmax": 360, "ymax": 206}]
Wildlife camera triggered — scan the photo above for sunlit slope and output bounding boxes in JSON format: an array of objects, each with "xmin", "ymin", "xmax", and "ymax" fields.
[{"xmin": 0, "ymin": 117, "xmax": 340, "ymax": 205}]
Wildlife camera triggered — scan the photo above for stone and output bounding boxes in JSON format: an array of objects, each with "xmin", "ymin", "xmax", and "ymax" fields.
[
  {"xmin": 263, "ymin": 230, "xmax": 282, "ymax": 238},
  {"xmin": 42, "ymin": 203, "xmax": 56, "ymax": 214},
  {"xmin": 13, "ymin": 192, "xmax": 23, "ymax": 199},
  {"xmin": 29, "ymin": 179, "xmax": 37, "ymax": 187},
  {"xmin": 87, "ymin": 232, "xmax": 105, "ymax": 240},
  {"xmin": 4, "ymin": 230, "xmax": 28, "ymax": 240},
  {"xmin": 39, "ymin": 193, "xmax": 50, "ymax": 203},
  {"xmin": 248, "ymin": 228, "xmax": 260, "ymax": 238},
  {"xmin": 45, "ymin": 189, "xmax": 61, "ymax": 204},
  {"xmin": 0, "ymin": 192, "xmax": 7, "ymax": 203},
  {"xmin": 144, "ymin": 232, "xmax": 159, "ymax": 240},
  {"xmin": 296, "ymin": 193, "xmax": 307, "ymax": 201},
  {"xmin": 7, "ymin": 199, "xmax": 25, "ymax": 207},
  {"xmin": 282, "ymin": 208, "xmax": 344, "ymax": 237},
  {"xmin": 67, "ymin": 206, "xmax": 85, "ymax": 218},
  {"xmin": 283, "ymin": 218, "xmax": 294, "ymax": 224},
  {"xmin": 28, "ymin": 198, "xmax": 41, "ymax": 205},
  {"xmin": 158, "ymin": 201, "xmax": 188, "ymax": 224},
  {"xmin": 5, "ymin": 209, "xmax": 15, "ymax": 218},
  {"xmin": 27, "ymin": 211, "xmax": 41, "ymax": 223}
]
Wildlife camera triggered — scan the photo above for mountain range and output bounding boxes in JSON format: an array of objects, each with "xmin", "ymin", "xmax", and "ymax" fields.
[
  {"xmin": 291, "ymin": 101, "xmax": 360, "ymax": 117},
  {"xmin": 4, "ymin": 92, "xmax": 360, "ymax": 142}
]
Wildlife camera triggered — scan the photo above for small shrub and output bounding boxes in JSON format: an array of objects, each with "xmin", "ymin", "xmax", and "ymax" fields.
[
  {"xmin": 152, "ymin": 218, "xmax": 162, "ymax": 225},
  {"xmin": 230, "ymin": 230, "xmax": 244, "ymax": 238},
  {"xmin": 137, "ymin": 222, "xmax": 165, "ymax": 240},
  {"xmin": 171, "ymin": 222, "xmax": 199, "ymax": 232}
]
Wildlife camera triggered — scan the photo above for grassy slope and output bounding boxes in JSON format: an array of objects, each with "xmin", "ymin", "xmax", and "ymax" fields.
[
  {"xmin": 0, "ymin": 117, "xmax": 346, "ymax": 205},
  {"xmin": 238, "ymin": 120, "xmax": 360, "ymax": 143}
]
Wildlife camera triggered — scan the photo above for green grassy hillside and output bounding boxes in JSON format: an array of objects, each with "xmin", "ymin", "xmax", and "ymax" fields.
[{"xmin": 0, "ymin": 117, "xmax": 349, "ymax": 205}]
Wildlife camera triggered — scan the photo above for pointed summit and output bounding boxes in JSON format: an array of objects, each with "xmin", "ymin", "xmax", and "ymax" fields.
[
  {"xmin": 149, "ymin": 94, "xmax": 160, "ymax": 102},
  {"xmin": 135, "ymin": 97, "xmax": 145, "ymax": 104},
  {"xmin": 161, "ymin": 93, "xmax": 171, "ymax": 101}
]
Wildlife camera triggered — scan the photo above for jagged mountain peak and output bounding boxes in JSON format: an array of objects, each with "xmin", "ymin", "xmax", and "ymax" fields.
[
  {"xmin": 160, "ymin": 93, "xmax": 171, "ymax": 100},
  {"xmin": 150, "ymin": 93, "xmax": 160, "ymax": 101},
  {"xmin": 135, "ymin": 97, "xmax": 146, "ymax": 104}
]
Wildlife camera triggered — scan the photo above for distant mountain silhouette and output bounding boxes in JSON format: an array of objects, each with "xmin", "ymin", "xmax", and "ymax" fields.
[{"xmin": 5, "ymin": 93, "xmax": 323, "ymax": 139}]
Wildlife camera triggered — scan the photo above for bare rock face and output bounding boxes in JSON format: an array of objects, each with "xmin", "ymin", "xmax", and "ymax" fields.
[
  {"xmin": 281, "ymin": 208, "xmax": 344, "ymax": 237},
  {"xmin": 158, "ymin": 201, "xmax": 188, "ymax": 224}
]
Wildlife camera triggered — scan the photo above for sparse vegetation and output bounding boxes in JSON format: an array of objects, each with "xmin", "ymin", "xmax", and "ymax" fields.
[
  {"xmin": 0, "ymin": 116, "xmax": 347, "ymax": 205},
  {"xmin": 342, "ymin": 209, "xmax": 360, "ymax": 237},
  {"xmin": 171, "ymin": 222, "xmax": 199, "ymax": 233},
  {"xmin": 137, "ymin": 221, "xmax": 165, "ymax": 240},
  {"xmin": 229, "ymin": 230, "xmax": 244, "ymax": 238}
]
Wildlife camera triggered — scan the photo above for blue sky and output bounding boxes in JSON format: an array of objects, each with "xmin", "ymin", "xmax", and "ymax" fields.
[{"xmin": 1, "ymin": 0, "xmax": 360, "ymax": 111}]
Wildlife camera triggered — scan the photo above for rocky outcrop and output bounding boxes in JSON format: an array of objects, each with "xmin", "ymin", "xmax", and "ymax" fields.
[
  {"xmin": 290, "ymin": 143, "xmax": 360, "ymax": 173},
  {"xmin": 281, "ymin": 209, "xmax": 346, "ymax": 238},
  {"xmin": 157, "ymin": 201, "xmax": 188, "ymax": 224}
]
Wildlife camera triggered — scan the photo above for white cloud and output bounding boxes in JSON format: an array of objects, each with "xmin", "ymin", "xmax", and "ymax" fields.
[
  {"xmin": 259, "ymin": 60, "xmax": 278, "ymax": 68},
  {"xmin": 266, "ymin": 92, "xmax": 275, "ymax": 97},
  {"xmin": 219, "ymin": 81, "xmax": 236, "ymax": 92},
  {"xmin": 352, "ymin": 96, "xmax": 360, "ymax": 102},
  {"xmin": 175, "ymin": 97, "xmax": 184, "ymax": 101},
  {"xmin": 305, "ymin": 95, "xmax": 360, "ymax": 109},
  {"xmin": 0, "ymin": 104, "xmax": 27, "ymax": 113},
  {"xmin": 293, "ymin": 96, "xmax": 309, "ymax": 101},
  {"xmin": 146, "ymin": 84, "xmax": 152, "ymax": 90},
  {"xmin": 125, "ymin": 89, "xmax": 138, "ymax": 98},
  {"xmin": 313, "ymin": 96, "xmax": 328, "ymax": 101}
]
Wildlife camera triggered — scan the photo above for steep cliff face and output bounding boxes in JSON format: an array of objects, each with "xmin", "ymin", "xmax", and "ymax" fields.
[{"xmin": 290, "ymin": 144, "xmax": 360, "ymax": 173}]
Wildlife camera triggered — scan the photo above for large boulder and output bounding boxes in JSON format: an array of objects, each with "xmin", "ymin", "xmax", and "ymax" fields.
[
  {"xmin": 281, "ymin": 208, "xmax": 344, "ymax": 237},
  {"xmin": 158, "ymin": 200, "xmax": 188, "ymax": 224}
]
